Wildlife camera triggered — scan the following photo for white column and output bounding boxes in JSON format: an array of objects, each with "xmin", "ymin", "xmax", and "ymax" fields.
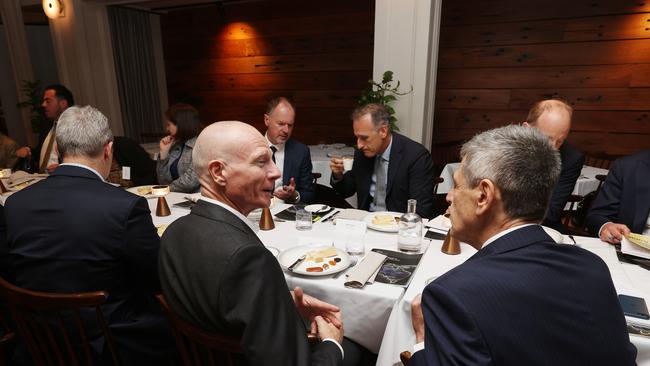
[
  {"xmin": 373, "ymin": 0, "xmax": 442, "ymax": 149},
  {"xmin": 0, "ymin": 0, "xmax": 36, "ymax": 146},
  {"xmin": 48, "ymin": 0, "xmax": 124, "ymax": 135}
]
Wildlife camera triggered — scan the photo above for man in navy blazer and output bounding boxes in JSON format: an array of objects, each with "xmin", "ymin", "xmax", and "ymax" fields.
[
  {"xmin": 523, "ymin": 99, "xmax": 585, "ymax": 232},
  {"xmin": 409, "ymin": 125, "xmax": 636, "ymax": 366},
  {"xmin": 264, "ymin": 97, "xmax": 314, "ymax": 203},
  {"xmin": 330, "ymin": 104, "xmax": 435, "ymax": 218},
  {"xmin": 2, "ymin": 106, "xmax": 174, "ymax": 365},
  {"xmin": 586, "ymin": 149, "xmax": 650, "ymax": 244}
]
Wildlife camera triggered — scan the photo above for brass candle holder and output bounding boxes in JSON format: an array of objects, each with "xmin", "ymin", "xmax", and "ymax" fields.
[
  {"xmin": 441, "ymin": 230, "xmax": 461, "ymax": 255},
  {"xmin": 152, "ymin": 185, "xmax": 171, "ymax": 217},
  {"xmin": 259, "ymin": 207, "xmax": 275, "ymax": 230}
]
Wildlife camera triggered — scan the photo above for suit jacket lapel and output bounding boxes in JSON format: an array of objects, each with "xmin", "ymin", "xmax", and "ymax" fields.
[
  {"xmin": 633, "ymin": 157, "xmax": 650, "ymax": 232},
  {"xmin": 386, "ymin": 134, "xmax": 403, "ymax": 196},
  {"xmin": 468, "ymin": 225, "xmax": 554, "ymax": 261},
  {"xmin": 355, "ymin": 150, "xmax": 375, "ymax": 210}
]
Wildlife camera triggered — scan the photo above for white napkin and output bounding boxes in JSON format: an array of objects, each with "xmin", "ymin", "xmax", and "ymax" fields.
[
  {"xmin": 344, "ymin": 251, "xmax": 387, "ymax": 289},
  {"xmin": 425, "ymin": 215, "xmax": 451, "ymax": 231},
  {"xmin": 336, "ymin": 209, "xmax": 368, "ymax": 221}
]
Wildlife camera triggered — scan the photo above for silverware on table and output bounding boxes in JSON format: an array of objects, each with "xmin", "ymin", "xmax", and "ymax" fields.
[
  {"xmin": 321, "ymin": 210, "xmax": 341, "ymax": 223},
  {"xmin": 287, "ymin": 255, "xmax": 307, "ymax": 272},
  {"xmin": 9, "ymin": 178, "xmax": 35, "ymax": 188}
]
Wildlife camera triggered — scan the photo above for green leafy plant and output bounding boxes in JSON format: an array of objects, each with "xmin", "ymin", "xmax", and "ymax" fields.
[
  {"xmin": 16, "ymin": 80, "xmax": 47, "ymax": 134},
  {"xmin": 357, "ymin": 70, "xmax": 413, "ymax": 131}
]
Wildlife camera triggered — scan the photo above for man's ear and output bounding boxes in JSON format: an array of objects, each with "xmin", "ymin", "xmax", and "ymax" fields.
[
  {"xmin": 263, "ymin": 114, "xmax": 270, "ymax": 128},
  {"xmin": 522, "ymin": 121, "xmax": 530, "ymax": 128},
  {"xmin": 104, "ymin": 141, "xmax": 113, "ymax": 161},
  {"xmin": 378, "ymin": 124, "xmax": 389, "ymax": 138},
  {"xmin": 208, "ymin": 160, "xmax": 227, "ymax": 186},
  {"xmin": 475, "ymin": 179, "xmax": 496, "ymax": 216}
]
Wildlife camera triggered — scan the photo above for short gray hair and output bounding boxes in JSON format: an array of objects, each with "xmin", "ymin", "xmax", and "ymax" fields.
[
  {"xmin": 460, "ymin": 125, "xmax": 561, "ymax": 221},
  {"xmin": 56, "ymin": 106, "xmax": 113, "ymax": 158}
]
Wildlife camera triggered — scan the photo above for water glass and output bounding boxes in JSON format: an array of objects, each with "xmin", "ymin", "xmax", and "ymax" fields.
[{"xmin": 295, "ymin": 209, "xmax": 312, "ymax": 231}]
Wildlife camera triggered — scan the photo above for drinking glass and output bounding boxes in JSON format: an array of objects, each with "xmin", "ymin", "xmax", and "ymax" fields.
[{"xmin": 295, "ymin": 209, "xmax": 312, "ymax": 230}]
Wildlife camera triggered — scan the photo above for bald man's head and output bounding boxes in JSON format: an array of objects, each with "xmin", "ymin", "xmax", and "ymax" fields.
[
  {"xmin": 524, "ymin": 99, "xmax": 572, "ymax": 150},
  {"xmin": 192, "ymin": 121, "xmax": 281, "ymax": 215}
]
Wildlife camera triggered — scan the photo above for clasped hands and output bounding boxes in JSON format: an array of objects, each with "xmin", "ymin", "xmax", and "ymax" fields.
[{"xmin": 292, "ymin": 286, "xmax": 343, "ymax": 343}]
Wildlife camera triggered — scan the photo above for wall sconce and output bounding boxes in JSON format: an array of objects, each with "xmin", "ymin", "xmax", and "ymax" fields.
[{"xmin": 42, "ymin": 0, "xmax": 65, "ymax": 19}]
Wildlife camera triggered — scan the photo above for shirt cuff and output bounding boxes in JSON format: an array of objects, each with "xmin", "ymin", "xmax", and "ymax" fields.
[
  {"xmin": 330, "ymin": 174, "xmax": 343, "ymax": 185},
  {"xmin": 322, "ymin": 338, "xmax": 344, "ymax": 360},
  {"xmin": 294, "ymin": 191, "xmax": 300, "ymax": 204},
  {"xmin": 598, "ymin": 222, "xmax": 613, "ymax": 238},
  {"xmin": 413, "ymin": 341, "xmax": 425, "ymax": 353}
]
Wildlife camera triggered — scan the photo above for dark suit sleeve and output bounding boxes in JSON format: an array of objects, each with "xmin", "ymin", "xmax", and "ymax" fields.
[
  {"xmin": 219, "ymin": 245, "xmax": 341, "ymax": 366},
  {"xmin": 410, "ymin": 283, "xmax": 493, "ymax": 366},
  {"xmin": 123, "ymin": 197, "xmax": 162, "ymax": 293},
  {"xmin": 543, "ymin": 146, "xmax": 585, "ymax": 232},
  {"xmin": 408, "ymin": 148, "xmax": 435, "ymax": 219},
  {"xmin": 586, "ymin": 160, "xmax": 624, "ymax": 236},
  {"xmin": 295, "ymin": 146, "xmax": 315, "ymax": 203},
  {"xmin": 0, "ymin": 205, "xmax": 10, "ymax": 281}
]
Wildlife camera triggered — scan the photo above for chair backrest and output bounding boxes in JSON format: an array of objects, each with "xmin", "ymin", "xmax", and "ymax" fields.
[
  {"xmin": 0, "ymin": 277, "xmax": 120, "ymax": 366},
  {"xmin": 433, "ymin": 176, "xmax": 444, "ymax": 195},
  {"xmin": 156, "ymin": 294, "xmax": 242, "ymax": 366},
  {"xmin": 0, "ymin": 309, "xmax": 15, "ymax": 366}
]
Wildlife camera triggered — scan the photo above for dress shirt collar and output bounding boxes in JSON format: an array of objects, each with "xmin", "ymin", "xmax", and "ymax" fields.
[
  {"xmin": 199, "ymin": 196, "xmax": 259, "ymax": 233},
  {"xmin": 264, "ymin": 133, "xmax": 285, "ymax": 152},
  {"xmin": 59, "ymin": 163, "xmax": 105, "ymax": 181},
  {"xmin": 380, "ymin": 136, "xmax": 393, "ymax": 163},
  {"xmin": 481, "ymin": 223, "xmax": 537, "ymax": 248}
]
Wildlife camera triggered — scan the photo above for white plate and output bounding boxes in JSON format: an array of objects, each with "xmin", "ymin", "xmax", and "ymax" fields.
[
  {"xmin": 542, "ymin": 226, "xmax": 564, "ymax": 244},
  {"xmin": 364, "ymin": 211, "xmax": 402, "ymax": 233},
  {"xmin": 278, "ymin": 246, "xmax": 351, "ymax": 276},
  {"xmin": 330, "ymin": 143, "xmax": 346, "ymax": 149},
  {"xmin": 304, "ymin": 204, "xmax": 330, "ymax": 214},
  {"xmin": 127, "ymin": 185, "xmax": 156, "ymax": 197}
]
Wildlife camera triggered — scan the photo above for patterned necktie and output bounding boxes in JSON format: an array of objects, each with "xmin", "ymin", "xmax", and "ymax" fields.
[
  {"xmin": 270, "ymin": 145, "xmax": 277, "ymax": 164},
  {"xmin": 373, "ymin": 155, "xmax": 387, "ymax": 211}
]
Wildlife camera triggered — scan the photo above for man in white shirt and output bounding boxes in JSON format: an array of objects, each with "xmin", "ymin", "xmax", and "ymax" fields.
[
  {"xmin": 264, "ymin": 97, "xmax": 314, "ymax": 203},
  {"xmin": 408, "ymin": 125, "xmax": 635, "ymax": 366},
  {"xmin": 158, "ymin": 121, "xmax": 347, "ymax": 365},
  {"xmin": 38, "ymin": 84, "xmax": 74, "ymax": 173}
]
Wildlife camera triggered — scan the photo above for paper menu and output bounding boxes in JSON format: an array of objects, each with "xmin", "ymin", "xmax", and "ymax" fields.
[{"xmin": 621, "ymin": 235, "xmax": 650, "ymax": 260}]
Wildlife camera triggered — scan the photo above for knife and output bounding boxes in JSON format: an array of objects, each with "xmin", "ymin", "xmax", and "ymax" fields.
[
  {"xmin": 287, "ymin": 255, "xmax": 307, "ymax": 272},
  {"xmin": 321, "ymin": 210, "xmax": 341, "ymax": 223},
  {"xmin": 9, "ymin": 178, "xmax": 35, "ymax": 188}
]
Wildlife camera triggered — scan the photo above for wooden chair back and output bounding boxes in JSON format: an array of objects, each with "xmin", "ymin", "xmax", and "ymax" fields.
[
  {"xmin": 156, "ymin": 294, "xmax": 242, "ymax": 366},
  {"xmin": 0, "ymin": 277, "xmax": 120, "ymax": 366}
]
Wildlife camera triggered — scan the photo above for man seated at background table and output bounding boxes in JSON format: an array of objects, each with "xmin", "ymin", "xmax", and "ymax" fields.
[
  {"xmin": 586, "ymin": 149, "xmax": 650, "ymax": 244},
  {"xmin": 409, "ymin": 125, "xmax": 636, "ymax": 366},
  {"xmin": 264, "ymin": 96, "xmax": 314, "ymax": 203},
  {"xmin": 523, "ymin": 99, "xmax": 585, "ymax": 232},
  {"xmin": 158, "ymin": 121, "xmax": 353, "ymax": 365},
  {"xmin": 2, "ymin": 106, "xmax": 175, "ymax": 365},
  {"xmin": 329, "ymin": 104, "xmax": 435, "ymax": 218}
]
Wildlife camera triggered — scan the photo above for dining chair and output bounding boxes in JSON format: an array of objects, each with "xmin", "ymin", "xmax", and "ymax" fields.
[
  {"xmin": 0, "ymin": 309, "xmax": 15, "ymax": 366},
  {"xmin": 0, "ymin": 277, "xmax": 120, "ymax": 366},
  {"xmin": 433, "ymin": 176, "xmax": 444, "ymax": 195},
  {"xmin": 156, "ymin": 294, "xmax": 242, "ymax": 366}
]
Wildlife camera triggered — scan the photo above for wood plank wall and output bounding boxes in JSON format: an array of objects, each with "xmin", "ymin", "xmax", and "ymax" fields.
[
  {"xmin": 160, "ymin": 0, "xmax": 374, "ymax": 145},
  {"xmin": 432, "ymin": 0, "xmax": 650, "ymax": 169}
]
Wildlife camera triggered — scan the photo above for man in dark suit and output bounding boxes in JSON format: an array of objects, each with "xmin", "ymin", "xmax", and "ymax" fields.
[
  {"xmin": 586, "ymin": 149, "xmax": 650, "ymax": 244},
  {"xmin": 2, "ymin": 106, "xmax": 174, "ymax": 365},
  {"xmin": 329, "ymin": 104, "xmax": 435, "ymax": 218},
  {"xmin": 159, "ymin": 121, "xmax": 346, "ymax": 365},
  {"xmin": 409, "ymin": 125, "xmax": 636, "ymax": 366},
  {"xmin": 523, "ymin": 99, "xmax": 585, "ymax": 232},
  {"xmin": 264, "ymin": 97, "xmax": 314, "ymax": 203}
]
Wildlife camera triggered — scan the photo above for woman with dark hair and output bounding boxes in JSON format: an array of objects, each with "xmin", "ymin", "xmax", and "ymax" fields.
[{"xmin": 157, "ymin": 103, "xmax": 202, "ymax": 192}]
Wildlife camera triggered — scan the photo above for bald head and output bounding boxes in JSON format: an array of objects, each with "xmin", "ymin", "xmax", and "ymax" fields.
[
  {"xmin": 524, "ymin": 100, "xmax": 572, "ymax": 150},
  {"xmin": 192, "ymin": 121, "xmax": 281, "ymax": 215}
]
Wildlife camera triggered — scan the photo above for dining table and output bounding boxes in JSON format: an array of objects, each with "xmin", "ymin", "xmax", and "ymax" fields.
[{"xmin": 147, "ymin": 192, "xmax": 650, "ymax": 366}]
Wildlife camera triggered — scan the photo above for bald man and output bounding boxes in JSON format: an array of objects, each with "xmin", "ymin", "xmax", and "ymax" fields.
[
  {"xmin": 158, "ymin": 121, "xmax": 345, "ymax": 365},
  {"xmin": 523, "ymin": 100, "xmax": 585, "ymax": 232}
]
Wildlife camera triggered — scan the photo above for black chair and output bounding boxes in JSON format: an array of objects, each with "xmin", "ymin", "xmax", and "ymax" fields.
[{"xmin": 112, "ymin": 136, "xmax": 157, "ymax": 186}]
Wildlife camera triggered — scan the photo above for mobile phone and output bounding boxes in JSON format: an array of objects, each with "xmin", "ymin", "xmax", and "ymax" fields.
[{"xmin": 619, "ymin": 294, "xmax": 650, "ymax": 320}]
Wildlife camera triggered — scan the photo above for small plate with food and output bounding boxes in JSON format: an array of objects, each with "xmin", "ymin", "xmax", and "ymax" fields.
[
  {"xmin": 127, "ymin": 185, "xmax": 156, "ymax": 198},
  {"xmin": 278, "ymin": 246, "xmax": 351, "ymax": 276},
  {"xmin": 364, "ymin": 211, "xmax": 402, "ymax": 232}
]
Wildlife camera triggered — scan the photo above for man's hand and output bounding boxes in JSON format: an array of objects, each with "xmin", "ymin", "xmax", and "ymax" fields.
[
  {"xmin": 329, "ymin": 157, "xmax": 344, "ymax": 180},
  {"xmin": 159, "ymin": 135, "xmax": 175, "ymax": 160},
  {"xmin": 313, "ymin": 315, "xmax": 343, "ymax": 344},
  {"xmin": 16, "ymin": 146, "xmax": 31, "ymax": 158},
  {"xmin": 411, "ymin": 294, "xmax": 425, "ymax": 343},
  {"xmin": 292, "ymin": 286, "xmax": 342, "ymax": 328},
  {"xmin": 274, "ymin": 177, "xmax": 297, "ymax": 201},
  {"xmin": 600, "ymin": 222, "xmax": 631, "ymax": 244}
]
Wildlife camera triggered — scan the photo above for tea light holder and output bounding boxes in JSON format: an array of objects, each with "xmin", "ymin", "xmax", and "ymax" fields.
[
  {"xmin": 259, "ymin": 207, "xmax": 275, "ymax": 230},
  {"xmin": 152, "ymin": 185, "xmax": 171, "ymax": 217}
]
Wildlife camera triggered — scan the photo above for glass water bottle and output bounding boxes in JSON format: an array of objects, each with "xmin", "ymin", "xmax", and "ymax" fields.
[{"xmin": 398, "ymin": 199, "xmax": 422, "ymax": 252}]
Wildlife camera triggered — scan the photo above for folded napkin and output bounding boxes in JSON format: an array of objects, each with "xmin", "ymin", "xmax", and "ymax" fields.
[
  {"xmin": 425, "ymin": 215, "xmax": 451, "ymax": 231},
  {"xmin": 336, "ymin": 209, "xmax": 368, "ymax": 221},
  {"xmin": 344, "ymin": 251, "xmax": 387, "ymax": 289}
]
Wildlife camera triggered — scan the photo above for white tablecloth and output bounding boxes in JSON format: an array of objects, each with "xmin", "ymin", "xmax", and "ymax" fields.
[
  {"xmin": 438, "ymin": 162, "xmax": 609, "ymax": 196},
  {"xmin": 375, "ymin": 235, "xmax": 650, "ymax": 366}
]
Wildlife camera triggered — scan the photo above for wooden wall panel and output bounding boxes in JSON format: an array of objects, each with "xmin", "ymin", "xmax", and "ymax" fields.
[
  {"xmin": 433, "ymin": 0, "xmax": 650, "ymax": 169},
  {"xmin": 161, "ymin": 0, "xmax": 374, "ymax": 143}
]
